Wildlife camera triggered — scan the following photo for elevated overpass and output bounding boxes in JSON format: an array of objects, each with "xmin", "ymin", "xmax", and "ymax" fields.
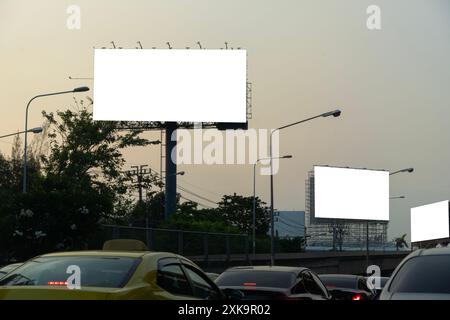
[{"xmin": 189, "ymin": 251, "xmax": 409, "ymax": 276}]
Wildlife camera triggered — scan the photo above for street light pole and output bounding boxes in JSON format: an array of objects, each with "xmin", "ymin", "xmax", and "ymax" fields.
[
  {"xmin": 252, "ymin": 155, "xmax": 292, "ymax": 258},
  {"xmin": 390, "ymin": 196, "xmax": 406, "ymax": 200},
  {"xmin": 366, "ymin": 168, "xmax": 414, "ymax": 269},
  {"xmin": 22, "ymin": 87, "xmax": 89, "ymax": 193},
  {"xmin": 389, "ymin": 168, "xmax": 414, "ymax": 176},
  {"xmin": 0, "ymin": 127, "xmax": 43, "ymax": 139},
  {"xmin": 269, "ymin": 109, "xmax": 341, "ymax": 266}
]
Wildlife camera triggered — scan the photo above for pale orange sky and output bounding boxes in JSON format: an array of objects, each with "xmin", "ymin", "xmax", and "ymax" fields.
[{"xmin": 1, "ymin": 0, "xmax": 450, "ymax": 242}]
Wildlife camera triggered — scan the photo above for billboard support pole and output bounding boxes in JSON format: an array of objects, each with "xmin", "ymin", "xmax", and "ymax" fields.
[{"xmin": 164, "ymin": 122, "xmax": 177, "ymax": 219}]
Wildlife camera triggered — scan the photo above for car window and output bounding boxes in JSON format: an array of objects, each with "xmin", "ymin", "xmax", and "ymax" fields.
[
  {"xmin": 157, "ymin": 262, "xmax": 192, "ymax": 296},
  {"xmin": 0, "ymin": 256, "xmax": 139, "ymax": 288},
  {"xmin": 389, "ymin": 255, "xmax": 450, "ymax": 294},
  {"xmin": 302, "ymin": 271, "xmax": 324, "ymax": 296},
  {"xmin": 182, "ymin": 265, "xmax": 221, "ymax": 300}
]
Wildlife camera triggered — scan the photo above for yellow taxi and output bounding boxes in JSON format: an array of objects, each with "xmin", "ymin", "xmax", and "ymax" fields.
[{"xmin": 0, "ymin": 240, "xmax": 237, "ymax": 300}]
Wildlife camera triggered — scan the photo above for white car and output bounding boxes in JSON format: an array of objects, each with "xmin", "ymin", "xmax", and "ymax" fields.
[{"xmin": 380, "ymin": 247, "xmax": 450, "ymax": 300}]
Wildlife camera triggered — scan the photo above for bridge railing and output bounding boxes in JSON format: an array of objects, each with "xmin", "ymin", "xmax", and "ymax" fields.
[{"xmin": 98, "ymin": 224, "xmax": 249, "ymax": 262}]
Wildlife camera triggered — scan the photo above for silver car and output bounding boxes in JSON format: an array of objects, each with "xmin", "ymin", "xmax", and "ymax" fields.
[{"xmin": 380, "ymin": 247, "xmax": 450, "ymax": 300}]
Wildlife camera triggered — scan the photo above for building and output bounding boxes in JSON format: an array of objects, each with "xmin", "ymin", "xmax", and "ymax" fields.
[
  {"xmin": 305, "ymin": 169, "xmax": 388, "ymax": 251},
  {"xmin": 274, "ymin": 211, "xmax": 305, "ymax": 238}
]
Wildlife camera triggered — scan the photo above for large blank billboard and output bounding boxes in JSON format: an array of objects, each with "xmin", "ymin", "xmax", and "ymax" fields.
[
  {"xmin": 314, "ymin": 166, "xmax": 389, "ymax": 221},
  {"xmin": 411, "ymin": 201, "xmax": 450, "ymax": 243},
  {"xmin": 93, "ymin": 49, "xmax": 247, "ymax": 123}
]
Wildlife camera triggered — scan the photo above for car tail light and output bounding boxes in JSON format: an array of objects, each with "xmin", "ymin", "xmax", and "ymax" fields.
[
  {"xmin": 47, "ymin": 281, "xmax": 68, "ymax": 286},
  {"xmin": 243, "ymin": 282, "xmax": 257, "ymax": 286},
  {"xmin": 352, "ymin": 294, "xmax": 363, "ymax": 300}
]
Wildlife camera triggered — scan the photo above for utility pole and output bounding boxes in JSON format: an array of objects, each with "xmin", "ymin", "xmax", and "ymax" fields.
[
  {"xmin": 128, "ymin": 165, "xmax": 151, "ymax": 227},
  {"xmin": 130, "ymin": 165, "xmax": 149, "ymax": 203}
]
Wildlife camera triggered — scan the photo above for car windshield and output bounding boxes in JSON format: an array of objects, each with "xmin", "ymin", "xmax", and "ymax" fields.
[
  {"xmin": 0, "ymin": 256, "xmax": 140, "ymax": 288},
  {"xmin": 389, "ymin": 255, "xmax": 450, "ymax": 294},
  {"xmin": 215, "ymin": 270, "xmax": 296, "ymax": 289},
  {"xmin": 319, "ymin": 276, "xmax": 357, "ymax": 289}
]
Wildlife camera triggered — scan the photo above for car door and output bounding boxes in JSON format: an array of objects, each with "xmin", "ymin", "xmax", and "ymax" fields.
[
  {"xmin": 180, "ymin": 260, "xmax": 224, "ymax": 300},
  {"xmin": 156, "ymin": 257, "xmax": 198, "ymax": 300}
]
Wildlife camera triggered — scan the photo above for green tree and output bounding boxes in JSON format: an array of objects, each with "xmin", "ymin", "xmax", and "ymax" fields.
[
  {"xmin": 394, "ymin": 234, "xmax": 409, "ymax": 251},
  {"xmin": 6, "ymin": 101, "xmax": 156, "ymax": 259},
  {"xmin": 216, "ymin": 194, "xmax": 270, "ymax": 235}
]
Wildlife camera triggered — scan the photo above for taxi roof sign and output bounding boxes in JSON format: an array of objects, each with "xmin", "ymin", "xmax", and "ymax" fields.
[{"xmin": 103, "ymin": 239, "xmax": 148, "ymax": 251}]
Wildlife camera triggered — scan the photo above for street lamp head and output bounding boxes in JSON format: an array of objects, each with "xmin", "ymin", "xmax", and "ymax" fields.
[
  {"xmin": 29, "ymin": 127, "xmax": 43, "ymax": 134},
  {"xmin": 406, "ymin": 168, "xmax": 414, "ymax": 173},
  {"xmin": 73, "ymin": 86, "xmax": 90, "ymax": 93},
  {"xmin": 177, "ymin": 171, "xmax": 185, "ymax": 176},
  {"xmin": 322, "ymin": 109, "xmax": 342, "ymax": 118},
  {"xmin": 282, "ymin": 155, "xmax": 293, "ymax": 159}
]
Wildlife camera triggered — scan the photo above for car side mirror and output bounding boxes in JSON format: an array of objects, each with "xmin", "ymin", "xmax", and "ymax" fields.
[{"xmin": 221, "ymin": 288, "xmax": 244, "ymax": 300}]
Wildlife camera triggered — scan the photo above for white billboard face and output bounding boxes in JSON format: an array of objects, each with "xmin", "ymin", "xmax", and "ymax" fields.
[
  {"xmin": 314, "ymin": 166, "xmax": 389, "ymax": 221},
  {"xmin": 93, "ymin": 49, "xmax": 247, "ymax": 123},
  {"xmin": 411, "ymin": 201, "xmax": 450, "ymax": 242}
]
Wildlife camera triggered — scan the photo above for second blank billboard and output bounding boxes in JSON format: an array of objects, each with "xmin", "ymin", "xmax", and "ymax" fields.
[
  {"xmin": 411, "ymin": 200, "xmax": 450, "ymax": 243},
  {"xmin": 314, "ymin": 166, "xmax": 389, "ymax": 221},
  {"xmin": 93, "ymin": 49, "xmax": 247, "ymax": 123}
]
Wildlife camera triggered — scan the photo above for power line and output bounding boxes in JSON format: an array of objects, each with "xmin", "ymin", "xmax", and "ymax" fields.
[
  {"xmin": 145, "ymin": 165, "xmax": 219, "ymax": 206},
  {"xmin": 177, "ymin": 185, "xmax": 218, "ymax": 205},
  {"xmin": 177, "ymin": 178, "xmax": 223, "ymax": 197},
  {"xmin": 179, "ymin": 195, "xmax": 213, "ymax": 209},
  {"xmin": 149, "ymin": 165, "xmax": 221, "ymax": 198}
]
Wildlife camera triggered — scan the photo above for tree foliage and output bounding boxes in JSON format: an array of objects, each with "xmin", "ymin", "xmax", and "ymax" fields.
[{"xmin": 0, "ymin": 102, "xmax": 156, "ymax": 260}]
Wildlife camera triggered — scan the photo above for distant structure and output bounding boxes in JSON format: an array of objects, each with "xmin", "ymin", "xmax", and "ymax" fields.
[
  {"xmin": 274, "ymin": 211, "xmax": 305, "ymax": 238},
  {"xmin": 305, "ymin": 169, "xmax": 388, "ymax": 251}
]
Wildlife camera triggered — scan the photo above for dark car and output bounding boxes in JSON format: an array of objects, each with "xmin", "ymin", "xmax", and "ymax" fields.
[
  {"xmin": 380, "ymin": 247, "xmax": 450, "ymax": 300},
  {"xmin": 319, "ymin": 274, "xmax": 376, "ymax": 300},
  {"xmin": 364, "ymin": 276, "xmax": 389, "ymax": 299},
  {"xmin": 215, "ymin": 266, "xmax": 331, "ymax": 300}
]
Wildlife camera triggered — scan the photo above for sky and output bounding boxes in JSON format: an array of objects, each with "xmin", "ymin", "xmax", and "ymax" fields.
[{"xmin": 1, "ymin": 0, "xmax": 450, "ymax": 243}]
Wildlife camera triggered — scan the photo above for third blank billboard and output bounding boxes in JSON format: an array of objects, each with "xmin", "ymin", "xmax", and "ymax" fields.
[
  {"xmin": 411, "ymin": 200, "xmax": 450, "ymax": 243},
  {"xmin": 314, "ymin": 166, "xmax": 389, "ymax": 221},
  {"xmin": 93, "ymin": 49, "xmax": 247, "ymax": 123}
]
